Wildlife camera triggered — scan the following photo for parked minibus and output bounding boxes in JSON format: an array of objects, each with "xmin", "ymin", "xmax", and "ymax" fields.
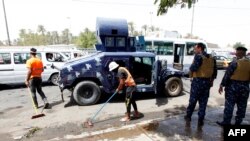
[
  {"xmin": 0, "ymin": 47, "xmax": 68, "ymax": 85},
  {"xmin": 144, "ymin": 37, "xmax": 209, "ymax": 74}
]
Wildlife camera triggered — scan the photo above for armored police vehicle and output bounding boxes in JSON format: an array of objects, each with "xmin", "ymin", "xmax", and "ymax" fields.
[{"xmin": 58, "ymin": 17, "xmax": 184, "ymax": 106}]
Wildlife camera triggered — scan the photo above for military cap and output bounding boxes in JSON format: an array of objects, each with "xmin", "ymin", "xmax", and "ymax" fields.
[{"xmin": 236, "ymin": 46, "xmax": 247, "ymax": 52}]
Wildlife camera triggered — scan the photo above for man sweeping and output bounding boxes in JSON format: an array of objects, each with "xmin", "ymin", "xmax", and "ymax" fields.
[
  {"xmin": 25, "ymin": 48, "xmax": 50, "ymax": 109},
  {"xmin": 108, "ymin": 61, "xmax": 140, "ymax": 122}
]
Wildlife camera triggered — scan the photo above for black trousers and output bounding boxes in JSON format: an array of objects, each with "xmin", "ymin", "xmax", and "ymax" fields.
[
  {"xmin": 29, "ymin": 77, "xmax": 46, "ymax": 106},
  {"xmin": 125, "ymin": 86, "xmax": 137, "ymax": 114}
]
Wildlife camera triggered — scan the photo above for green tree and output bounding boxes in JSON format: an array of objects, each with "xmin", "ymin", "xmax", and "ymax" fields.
[
  {"xmin": 61, "ymin": 28, "xmax": 70, "ymax": 45},
  {"xmin": 154, "ymin": 0, "xmax": 198, "ymax": 15},
  {"xmin": 37, "ymin": 25, "xmax": 46, "ymax": 45},
  {"xmin": 51, "ymin": 31, "xmax": 59, "ymax": 44},
  {"xmin": 233, "ymin": 42, "xmax": 245, "ymax": 49},
  {"xmin": 46, "ymin": 32, "xmax": 53, "ymax": 45},
  {"xmin": 37, "ymin": 25, "xmax": 46, "ymax": 35},
  {"xmin": 76, "ymin": 28, "xmax": 97, "ymax": 48},
  {"xmin": 19, "ymin": 29, "xmax": 26, "ymax": 45}
]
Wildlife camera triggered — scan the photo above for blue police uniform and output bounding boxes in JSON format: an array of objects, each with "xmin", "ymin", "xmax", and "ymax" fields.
[
  {"xmin": 186, "ymin": 52, "xmax": 217, "ymax": 123},
  {"xmin": 219, "ymin": 57, "xmax": 250, "ymax": 125}
]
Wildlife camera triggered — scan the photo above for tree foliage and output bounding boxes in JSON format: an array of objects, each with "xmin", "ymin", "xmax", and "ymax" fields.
[
  {"xmin": 154, "ymin": 0, "xmax": 198, "ymax": 15},
  {"xmin": 0, "ymin": 23, "xmax": 162, "ymax": 47},
  {"xmin": 76, "ymin": 28, "xmax": 97, "ymax": 48},
  {"xmin": 233, "ymin": 42, "xmax": 245, "ymax": 49},
  {"xmin": 5, "ymin": 25, "xmax": 77, "ymax": 46}
]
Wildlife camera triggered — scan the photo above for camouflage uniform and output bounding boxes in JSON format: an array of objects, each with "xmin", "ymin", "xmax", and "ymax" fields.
[
  {"xmin": 220, "ymin": 58, "xmax": 250, "ymax": 124},
  {"xmin": 186, "ymin": 52, "xmax": 217, "ymax": 121}
]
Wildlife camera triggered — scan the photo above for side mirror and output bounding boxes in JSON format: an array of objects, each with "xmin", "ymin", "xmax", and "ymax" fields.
[{"xmin": 51, "ymin": 63, "xmax": 55, "ymax": 69}]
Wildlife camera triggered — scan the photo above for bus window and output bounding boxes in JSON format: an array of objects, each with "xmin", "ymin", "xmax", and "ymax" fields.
[
  {"xmin": 154, "ymin": 41, "xmax": 164, "ymax": 55},
  {"xmin": 145, "ymin": 41, "xmax": 154, "ymax": 52},
  {"xmin": 163, "ymin": 42, "xmax": 173, "ymax": 55},
  {"xmin": 14, "ymin": 53, "xmax": 41, "ymax": 64},
  {"xmin": 155, "ymin": 41, "xmax": 173, "ymax": 55},
  {"xmin": 0, "ymin": 53, "xmax": 11, "ymax": 64}
]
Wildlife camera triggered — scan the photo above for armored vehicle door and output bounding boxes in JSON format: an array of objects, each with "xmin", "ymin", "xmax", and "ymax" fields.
[
  {"xmin": 153, "ymin": 59, "xmax": 162, "ymax": 94},
  {"xmin": 104, "ymin": 56, "xmax": 130, "ymax": 93},
  {"xmin": 130, "ymin": 56, "xmax": 153, "ymax": 85}
]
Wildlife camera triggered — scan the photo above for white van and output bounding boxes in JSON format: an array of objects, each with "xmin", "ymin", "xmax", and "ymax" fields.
[
  {"xmin": 61, "ymin": 50, "xmax": 87, "ymax": 59},
  {"xmin": 0, "ymin": 47, "xmax": 68, "ymax": 85}
]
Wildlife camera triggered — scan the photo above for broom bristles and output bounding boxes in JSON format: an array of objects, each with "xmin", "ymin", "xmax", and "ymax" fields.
[{"xmin": 31, "ymin": 113, "xmax": 45, "ymax": 119}]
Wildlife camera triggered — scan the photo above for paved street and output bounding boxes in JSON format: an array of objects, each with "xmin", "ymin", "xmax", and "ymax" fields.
[{"xmin": 1, "ymin": 70, "xmax": 249, "ymax": 141}]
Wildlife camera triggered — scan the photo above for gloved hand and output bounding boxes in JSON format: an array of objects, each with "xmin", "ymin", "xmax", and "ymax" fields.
[{"xmin": 115, "ymin": 89, "xmax": 119, "ymax": 94}]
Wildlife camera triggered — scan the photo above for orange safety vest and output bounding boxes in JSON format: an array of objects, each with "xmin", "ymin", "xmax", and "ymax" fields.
[
  {"xmin": 26, "ymin": 57, "xmax": 44, "ymax": 79},
  {"xmin": 117, "ymin": 67, "xmax": 136, "ymax": 90}
]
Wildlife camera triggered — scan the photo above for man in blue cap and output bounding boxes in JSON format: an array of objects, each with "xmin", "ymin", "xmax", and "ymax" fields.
[{"xmin": 217, "ymin": 46, "xmax": 250, "ymax": 126}]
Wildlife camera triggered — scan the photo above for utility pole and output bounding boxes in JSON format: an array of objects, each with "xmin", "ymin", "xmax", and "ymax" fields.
[
  {"xmin": 2, "ymin": 0, "xmax": 11, "ymax": 45},
  {"xmin": 190, "ymin": 4, "xmax": 195, "ymax": 38}
]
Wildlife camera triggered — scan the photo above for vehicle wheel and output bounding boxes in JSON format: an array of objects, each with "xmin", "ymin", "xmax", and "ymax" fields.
[
  {"xmin": 73, "ymin": 81, "xmax": 101, "ymax": 106},
  {"xmin": 50, "ymin": 73, "xmax": 59, "ymax": 85},
  {"xmin": 164, "ymin": 77, "xmax": 183, "ymax": 97}
]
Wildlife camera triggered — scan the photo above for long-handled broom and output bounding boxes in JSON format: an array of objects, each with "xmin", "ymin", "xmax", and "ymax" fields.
[
  {"xmin": 84, "ymin": 92, "xmax": 117, "ymax": 128},
  {"xmin": 27, "ymin": 87, "xmax": 45, "ymax": 119}
]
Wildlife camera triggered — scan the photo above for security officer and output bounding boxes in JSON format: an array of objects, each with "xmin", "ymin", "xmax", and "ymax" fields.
[
  {"xmin": 217, "ymin": 46, "xmax": 250, "ymax": 126},
  {"xmin": 185, "ymin": 43, "xmax": 217, "ymax": 126},
  {"xmin": 25, "ymin": 48, "xmax": 50, "ymax": 109},
  {"xmin": 109, "ymin": 61, "xmax": 140, "ymax": 122}
]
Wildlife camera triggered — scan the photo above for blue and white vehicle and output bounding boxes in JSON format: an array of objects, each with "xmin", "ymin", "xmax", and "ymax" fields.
[
  {"xmin": 144, "ymin": 37, "xmax": 208, "ymax": 74},
  {"xmin": 58, "ymin": 17, "xmax": 184, "ymax": 106}
]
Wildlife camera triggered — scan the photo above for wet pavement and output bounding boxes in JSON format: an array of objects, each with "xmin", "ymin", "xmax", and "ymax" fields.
[{"xmin": 62, "ymin": 105, "xmax": 250, "ymax": 141}]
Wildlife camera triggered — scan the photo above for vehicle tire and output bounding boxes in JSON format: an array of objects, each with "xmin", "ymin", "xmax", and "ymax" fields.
[
  {"xmin": 50, "ymin": 73, "xmax": 59, "ymax": 85},
  {"xmin": 164, "ymin": 77, "xmax": 183, "ymax": 97},
  {"xmin": 73, "ymin": 81, "xmax": 101, "ymax": 106}
]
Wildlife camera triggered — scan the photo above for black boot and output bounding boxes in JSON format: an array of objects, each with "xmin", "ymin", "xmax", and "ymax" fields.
[
  {"xmin": 216, "ymin": 121, "xmax": 230, "ymax": 127},
  {"xmin": 43, "ymin": 98, "xmax": 50, "ymax": 109},
  {"xmin": 235, "ymin": 119, "xmax": 242, "ymax": 125},
  {"xmin": 184, "ymin": 115, "xmax": 191, "ymax": 127},
  {"xmin": 198, "ymin": 118, "xmax": 204, "ymax": 127},
  {"xmin": 184, "ymin": 115, "xmax": 191, "ymax": 122}
]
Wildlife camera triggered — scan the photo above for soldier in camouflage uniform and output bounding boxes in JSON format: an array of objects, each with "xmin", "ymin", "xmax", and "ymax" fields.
[
  {"xmin": 185, "ymin": 43, "xmax": 217, "ymax": 127},
  {"xmin": 217, "ymin": 46, "xmax": 250, "ymax": 126}
]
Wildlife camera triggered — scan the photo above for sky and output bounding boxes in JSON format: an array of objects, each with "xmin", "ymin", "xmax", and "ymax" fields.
[{"xmin": 0, "ymin": 0, "xmax": 250, "ymax": 47}]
